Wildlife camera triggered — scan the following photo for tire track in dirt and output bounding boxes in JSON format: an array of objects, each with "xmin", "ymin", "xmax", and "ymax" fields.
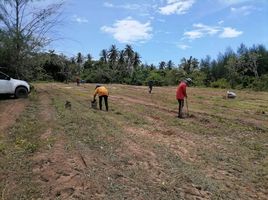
[
  {"xmin": 0, "ymin": 99, "xmax": 28, "ymax": 133},
  {"xmin": 31, "ymin": 87, "xmax": 91, "ymax": 199}
]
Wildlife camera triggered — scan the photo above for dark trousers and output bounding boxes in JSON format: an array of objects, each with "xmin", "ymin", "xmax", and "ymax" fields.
[
  {"xmin": 99, "ymin": 95, "xmax": 108, "ymax": 111},
  {"xmin": 149, "ymin": 86, "xmax": 152, "ymax": 93},
  {"xmin": 178, "ymin": 99, "xmax": 184, "ymax": 117}
]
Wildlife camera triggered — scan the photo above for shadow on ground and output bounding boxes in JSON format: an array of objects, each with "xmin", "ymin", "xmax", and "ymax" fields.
[{"xmin": 0, "ymin": 94, "xmax": 16, "ymax": 101}]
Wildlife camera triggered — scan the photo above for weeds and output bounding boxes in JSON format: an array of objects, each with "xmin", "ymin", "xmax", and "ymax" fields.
[{"xmin": 1, "ymin": 83, "xmax": 267, "ymax": 199}]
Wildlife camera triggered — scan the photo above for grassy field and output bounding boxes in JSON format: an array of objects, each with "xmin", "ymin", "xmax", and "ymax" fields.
[{"xmin": 0, "ymin": 83, "xmax": 267, "ymax": 200}]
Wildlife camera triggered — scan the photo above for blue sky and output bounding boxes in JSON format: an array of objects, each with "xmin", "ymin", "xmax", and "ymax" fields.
[{"xmin": 44, "ymin": 0, "xmax": 268, "ymax": 65}]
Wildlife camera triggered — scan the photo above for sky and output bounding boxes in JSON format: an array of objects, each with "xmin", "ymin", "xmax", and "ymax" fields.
[{"xmin": 43, "ymin": 0, "xmax": 268, "ymax": 65}]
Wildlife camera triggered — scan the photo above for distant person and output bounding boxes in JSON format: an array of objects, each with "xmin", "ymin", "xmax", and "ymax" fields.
[
  {"xmin": 176, "ymin": 78, "xmax": 192, "ymax": 118},
  {"xmin": 93, "ymin": 84, "xmax": 109, "ymax": 111},
  {"xmin": 76, "ymin": 77, "xmax": 80, "ymax": 86},
  {"xmin": 148, "ymin": 80, "xmax": 153, "ymax": 93}
]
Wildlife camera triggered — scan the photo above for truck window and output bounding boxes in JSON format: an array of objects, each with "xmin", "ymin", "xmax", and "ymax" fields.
[{"xmin": 0, "ymin": 72, "xmax": 8, "ymax": 80}]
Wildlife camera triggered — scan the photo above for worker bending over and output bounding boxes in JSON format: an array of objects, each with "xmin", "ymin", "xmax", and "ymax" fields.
[{"xmin": 93, "ymin": 84, "xmax": 109, "ymax": 111}]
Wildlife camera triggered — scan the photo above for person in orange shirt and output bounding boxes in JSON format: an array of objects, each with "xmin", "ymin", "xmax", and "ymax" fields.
[
  {"xmin": 176, "ymin": 78, "xmax": 192, "ymax": 118},
  {"xmin": 93, "ymin": 84, "xmax": 109, "ymax": 111}
]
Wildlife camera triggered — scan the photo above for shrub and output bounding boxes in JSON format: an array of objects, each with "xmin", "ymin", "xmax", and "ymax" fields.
[
  {"xmin": 251, "ymin": 75, "xmax": 268, "ymax": 91},
  {"xmin": 146, "ymin": 71, "xmax": 164, "ymax": 86},
  {"xmin": 211, "ymin": 78, "xmax": 231, "ymax": 89}
]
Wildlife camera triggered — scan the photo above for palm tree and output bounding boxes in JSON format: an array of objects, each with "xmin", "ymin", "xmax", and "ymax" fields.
[
  {"xmin": 167, "ymin": 60, "xmax": 174, "ymax": 70},
  {"xmin": 124, "ymin": 44, "xmax": 134, "ymax": 73},
  {"xmin": 108, "ymin": 44, "xmax": 118, "ymax": 68},
  {"xmin": 84, "ymin": 53, "xmax": 93, "ymax": 70},
  {"xmin": 87, "ymin": 53, "xmax": 93, "ymax": 62},
  {"xmin": 99, "ymin": 49, "xmax": 108, "ymax": 64},
  {"xmin": 133, "ymin": 52, "xmax": 141, "ymax": 69},
  {"xmin": 180, "ymin": 56, "xmax": 199, "ymax": 74},
  {"xmin": 118, "ymin": 50, "xmax": 125, "ymax": 65},
  {"xmin": 180, "ymin": 57, "xmax": 189, "ymax": 73},
  {"xmin": 159, "ymin": 61, "xmax": 166, "ymax": 70},
  {"xmin": 114, "ymin": 50, "xmax": 127, "ymax": 81}
]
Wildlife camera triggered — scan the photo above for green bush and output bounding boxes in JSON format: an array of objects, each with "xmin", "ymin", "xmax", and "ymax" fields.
[
  {"xmin": 163, "ymin": 69, "xmax": 184, "ymax": 86},
  {"xmin": 146, "ymin": 71, "xmax": 164, "ymax": 86},
  {"xmin": 211, "ymin": 78, "xmax": 231, "ymax": 89},
  {"xmin": 251, "ymin": 75, "xmax": 268, "ymax": 91},
  {"xmin": 190, "ymin": 71, "xmax": 206, "ymax": 87}
]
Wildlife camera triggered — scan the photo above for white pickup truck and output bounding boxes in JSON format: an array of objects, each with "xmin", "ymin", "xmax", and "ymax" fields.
[{"xmin": 0, "ymin": 71, "xmax": 31, "ymax": 98}]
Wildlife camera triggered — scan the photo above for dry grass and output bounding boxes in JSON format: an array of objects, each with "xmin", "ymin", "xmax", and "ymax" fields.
[{"xmin": 0, "ymin": 83, "xmax": 267, "ymax": 199}]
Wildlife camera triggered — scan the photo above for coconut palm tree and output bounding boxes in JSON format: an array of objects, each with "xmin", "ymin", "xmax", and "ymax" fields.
[
  {"xmin": 99, "ymin": 49, "xmax": 108, "ymax": 64},
  {"xmin": 108, "ymin": 44, "xmax": 118, "ymax": 68},
  {"xmin": 124, "ymin": 44, "xmax": 134, "ymax": 73},
  {"xmin": 180, "ymin": 56, "xmax": 199, "ymax": 74},
  {"xmin": 167, "ymin": 60, "xmax": 174, "ymax": 70},
  {"xmin": 133, "ymin": 52, "xmax": 141, "ymax": 69}
]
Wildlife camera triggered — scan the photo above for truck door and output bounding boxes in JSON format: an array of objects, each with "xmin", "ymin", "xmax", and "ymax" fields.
[{"xmin": 0, "ymin": 72, "xmax": 12, "ymax": 93}]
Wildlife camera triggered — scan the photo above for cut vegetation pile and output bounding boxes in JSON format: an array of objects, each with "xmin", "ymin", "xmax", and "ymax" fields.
[{"xmin": 0, "ymin": 83, "xmax": 267, "ymax": 199}]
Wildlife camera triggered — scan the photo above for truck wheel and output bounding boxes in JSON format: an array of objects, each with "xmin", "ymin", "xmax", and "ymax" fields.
[{"xmin": 15, "ymin": 86, "xmax": 28, "ymax": 98}]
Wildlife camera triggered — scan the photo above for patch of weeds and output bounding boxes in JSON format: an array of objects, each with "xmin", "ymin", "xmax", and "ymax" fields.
[
  {"xmin": 115, "ymin": 111, "xmax": 122, "ymax": 115},
  {"xmin": 0, "ymin": 96, "xmax": 44, "ymax": 199},
  {"xmin": 196, "ymin": 96, "xmax": 205, "ymax": 99},
  {"xmin": 152, "ymin": 144, "xmax": 227, "ymax": 199},
  {"xmin": 239, "ymin": 139, "xmax": 267, "ymax": 160},
  {"xmin": 52, "ymin": 96, "xmax": 124, "ymax": 159},
  {"xmin": 15, "ymin": 138, "xmax": 38, "ymax": 153},
  {"xmin": 0, "ymin": 142, "xmax": 6, "ymax": 155}
]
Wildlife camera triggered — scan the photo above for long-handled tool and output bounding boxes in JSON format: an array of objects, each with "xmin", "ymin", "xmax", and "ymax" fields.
[{"xmin": 185, "ymin": 97, "xmax": 189, "ymax": 117}]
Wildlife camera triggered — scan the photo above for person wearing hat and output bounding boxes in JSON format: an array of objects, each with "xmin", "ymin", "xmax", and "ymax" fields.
[
  {"xmin": 93, "ymin": 84, "xmax": 109, "ymax": 111},
  {"xmin": 176, "ymin": 78, "xmax": 192, "ymax": 118}
]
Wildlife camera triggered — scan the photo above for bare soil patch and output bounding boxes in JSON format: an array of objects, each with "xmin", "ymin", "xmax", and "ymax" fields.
[{"xmin": 0, "ymin": 99, "xmax": 28, "ymax": 132}]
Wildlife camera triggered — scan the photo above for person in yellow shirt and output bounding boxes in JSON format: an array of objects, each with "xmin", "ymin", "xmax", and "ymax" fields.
[{"xmin": 93, "ymin": 84, "xmax": 109, "ymax": 111}]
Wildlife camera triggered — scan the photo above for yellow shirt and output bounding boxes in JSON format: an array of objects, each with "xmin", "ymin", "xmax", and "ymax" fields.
[{"xmin": 94, "ymin": 86, "xmax": 108, "ymax": 96}]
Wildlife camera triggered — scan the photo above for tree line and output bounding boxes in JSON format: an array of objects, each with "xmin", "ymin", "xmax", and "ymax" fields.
[{"xmin": 1, "ymin": 0, "xmax": 268, "ymax": 91}]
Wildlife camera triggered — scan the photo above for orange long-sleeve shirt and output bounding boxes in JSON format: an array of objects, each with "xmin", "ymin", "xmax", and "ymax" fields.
[{"xmin": 94, "ymin": 86, "xmax": 108, "ymax": 97}]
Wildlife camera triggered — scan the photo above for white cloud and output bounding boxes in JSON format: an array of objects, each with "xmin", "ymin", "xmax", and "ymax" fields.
[
  {"xmin": 184, "ymin": 23, "xmax": 220, "ymax": 39},
  {"xmin": 72, "ymin": 15, "xmax": 88, "ymax": 24},
  {"xmin": 103, "ymin": 2, "xmax": 153, "ymax": 17},
  {"xmin": 193, "ymin": 23, "xmax": 220, "ymax": 35},
  {"xmin": 159, "ymin": 0, "xmax": 195, "ymax": 15},
  {"xmin": 104, "ymin": 2, "xmax": 146, "ymax": 10},
  {"xmin": 183, "ymin": 23, "xmax": 242, "ymax": 40},
  {"xmin": 101, "ymin": 17, "xmax": 152, "ymax": 43},
  {"xmin": 184, "ymin": 30, "xmax": 203, "ymax": 39},
  {"xmin": 231, "ymin": 5, "xmax": 255, "ymax": 15},
  {"xmin": 178, "ymin": 44, "xmax": 191, "ymax": 50},
  {"xmin": 219, "ymin": 27, "xmax": 243, "ymax": 38}
]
